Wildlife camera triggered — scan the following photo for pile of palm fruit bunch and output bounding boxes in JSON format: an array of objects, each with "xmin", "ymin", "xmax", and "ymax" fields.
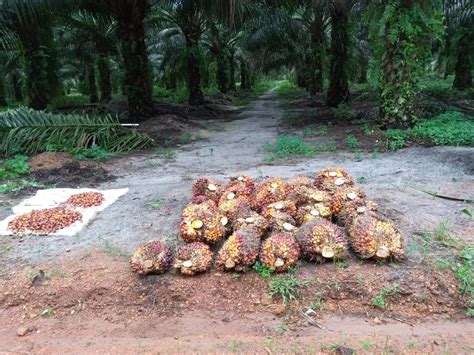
[{"xmin": 130, "ymin": 168, "xmax": 404, "ymax": 276}]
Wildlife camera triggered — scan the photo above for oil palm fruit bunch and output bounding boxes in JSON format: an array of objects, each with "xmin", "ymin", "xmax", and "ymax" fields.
[
  {"xmin": 234, "ymin": 211, "xmax": 269, "ymax": 238},
  {"xmin": 174, "ymin": 242, "xmax": 213, "ymax": 276},
  {"xmin": 130, "ymin": 240, "xmax": 172, "ymax": 275},
  {"xmin": 261, "ymin": 200, "xmax": 297, "ymax": 221},
  {"xmin": 348, "ymin": 215, "xmax": 404, "ymax": 260},
  {"xmin": 315, "ymin": 167, "xmax": 354, "ymax": 194},
  {"xmin": 253, "ymin": 178, "xmax": 287, "ymax": 211},
  {"xmin": 287, "ymin": 186, "xmax": 331, "ymax": 207},
  {"xmin": 180, "ymin": 204, "xmax": 227, "ymax": 244},
  {"xmin": 259, "ymin": 233, "xmax": 301, "ymax": 272},
  {"xmin": 295, "ymin": 203, "xmax": 332, "ymax": 225},
  {"xmin": 216, "ymin": 229, "xmax": 260, "ymax": 271},
  {"xmin": 192, "ymin": 177, "xmax": 224, "ymax": 203},
  {"xmin": 296, "ymin": 217, "xmax": 347, "ymax": 261},
  {"xmin": 337, "ymin": 199, "xmax": 379, "ymax": 228},
  {"xmin": 272, "ymin": 216, "xmax": 299, "ymax": 237},
  {"xmin": 225, "ymin": 174, "xmax": 255, "ymax": 200},
  {"xmin": 330, "ymin": 186, "xmax": 366, "ymax": 216},
  {"xmin": 218, "ymin": 194, "xmax": 252, "ymax": 223},
  {"xmin": 285, "ymin": 176, "xmax": 314, "ymax": 193}
]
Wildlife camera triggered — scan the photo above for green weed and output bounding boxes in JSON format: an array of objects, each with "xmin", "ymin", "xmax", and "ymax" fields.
[
  {"xmin": 149, "ymin": 198, "xmax": 165, "ymax": 209},
  {"xmin": 253, "ymin": 261, "xmax": 273, "ymax": 279},
  {"xmin": 345, "ymin": 134, "xmax": 360, "ymax": 149},
  {"xmin": 268, "ymin": 275, "xmax": 309, "ymax": 304},
  {"xmin": 0, "ymin": 179, "xmax": 45, "ymax": 194},
  {"xmin": 179, "ymin": 132, "xmax": 193, "ymax": 145},
  {"xmin": 309, "ymin": 290, "xmax": 326, "ymax": 311},
  {"xmin": 74, "ymin": 145, "xmax": 114, "ymax": 160},
  {"xmin": 0, "ymin": 155, "xmax": 29, "ymax": 180},
  {"xmin": 276, "ymin": 80, "xmax": 307, "ymax": 100},
  {"xmin": 372, "ymin": 283, "xmax": 400, "ymax": 309},
  {"xmin": 155, "ymin": 146, "xmax": 176, "ymax": 161},
  {"xmin": 303, "ymin": 128, "xmax": 317, "ymax": 137},
  {"xmin": 277, "ymin": 324, "xmax": 288, "ymax": 334},
  {"xmin": 335, "ymin": 103, "xmax": 356, "ymax": 120},
  {"xmin": 263, "ymin": 135, "xmax": 317, "ymax": 160}
]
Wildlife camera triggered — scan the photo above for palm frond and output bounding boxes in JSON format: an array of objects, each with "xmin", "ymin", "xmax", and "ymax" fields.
[{"xmin": 0, "ymin": 108, "xmax": 153, "ymax": 155}]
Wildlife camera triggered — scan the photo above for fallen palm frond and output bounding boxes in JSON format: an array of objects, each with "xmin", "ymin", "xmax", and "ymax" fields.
[{"xmin": 0, "ymin": 108, "xmax": 153, "ymax": 155}]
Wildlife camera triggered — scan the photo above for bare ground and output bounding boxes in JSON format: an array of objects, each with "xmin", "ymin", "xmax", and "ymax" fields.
[{"xmin": 0, "ymin": 91, "xmax": 473, "ymax": 353}]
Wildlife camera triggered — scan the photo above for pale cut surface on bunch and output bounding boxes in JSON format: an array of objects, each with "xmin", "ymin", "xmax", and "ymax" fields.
[
  {"xmin": 192, "ymin": 178, "xmax": 224, "ymax": 203},
  {"xmin": 253, "ymin": 178, "xmax": 287, "ymax": 211},
  {"xmin": 180, "ymin": 204, "xmax": 227, "ymax": 244},
  {"xmin": 315, "ymin": 167, "xmax": 355, "ymax": 194},
  {"xmin": 234, "ymin": 210, "xmax": 270, "ymax": 238},
  {"xmin": 330, "ymin": 186, "xmax": 366, "ymax": 216},
  {"xmin": 337, "ymin": 199, "xmax": 379, "ymax": 228}
]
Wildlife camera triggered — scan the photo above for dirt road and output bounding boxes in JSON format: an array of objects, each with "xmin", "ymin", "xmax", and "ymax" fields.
[{"xmin": 0, "ymin": 91, "xmax": 473, "ymax": 353}]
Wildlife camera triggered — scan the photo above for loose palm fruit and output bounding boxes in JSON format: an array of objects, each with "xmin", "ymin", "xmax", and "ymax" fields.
[
  {"xmin": 180, "ymin": 206, "xmax": 227, "ymax": 244},
  {"xmin": 225, "ymin": 174, "xmax": 255, "ymax": 199},
  {"xmin": 65, "ymin": 192, "xmax": 105, "ymax": 208},
  {"xmin": 234, "ymin": 211, "xmax": 269, "ymax": 238},
  {"xmin": 8, "ymin": 207, "xmax": 82, "ymax": 234},
  {"xmin": 130, "ymin": 241, "xmax": 172, "ymax": 275},
  {"xmin": 348, "ymin": 215, "xmax": 404, "ymax": 260},
  {"xmin": 296, "ymin": 203, "xmax": 332, "ymax": 225},
  {"xmin": 174, "ymin": 242, "xmax": 213, "ymax": 276},
  {"xmin": 315, "ymin": 167, "xmax": 354, "ymax": 194},
  {"xmin": 253, "ymin": 178, "xmax": 287, "ymax": 211},
  {"xmin": 216, "ymin": 229, "xmax": 260, "ymax": 271},
  {"xmin": 192, "ymin": 177, "xmax": 223, "ymax": 203},
  {"xmin": 262, "ymin": 200, "xmax": 297, "ymax": 220},
  {"xmin": 330, "ymin": 186, "xmax": 366, "ymax": 216},
  {"xmin": 296, "ymin": 217, "xmax": 348, "ymax": 261},
  {"xmin": 337, "ymin": 199, "xmax": 379, "ymax": 227},
  {"xmin": 259, "ymin": 233, "xmax": 301, "ymax": 272}
]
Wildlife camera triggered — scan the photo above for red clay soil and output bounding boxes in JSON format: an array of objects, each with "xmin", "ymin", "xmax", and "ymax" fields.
[{"xmin": 0, "ymin": 249, "xmax": 471, "ymax": 353}]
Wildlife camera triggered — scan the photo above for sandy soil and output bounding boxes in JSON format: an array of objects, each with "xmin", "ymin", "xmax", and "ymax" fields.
[{"xmin": 0, "ymin": 91, "xmax": 473, "ymax": 353}]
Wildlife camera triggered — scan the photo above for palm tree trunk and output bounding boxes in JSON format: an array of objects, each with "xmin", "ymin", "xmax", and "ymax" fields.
[
  {"xmin": 240, "ymin": 58, "xmax": 251, "ymax": 91},
  {"xmin": 97, "ymin": 55, "xmax": 112, "ymax": 102},
  {"xmin": 114, "ymin": 0, "xmax": 153, "ymax": 118},
  {"xmin": 309, "ymin": 20, "xmax": 324, "ymax": 96},
  {"xmin": 0, "ymin": 76, "xmax": 7, "ymax": 106},
  {"xmin": 86, "ymin": 60, "xmax": 98, "ymax": 104},
  {"xmin": 12, "ymin": 71, "xmax": 23, "ymax": 103},
  {"xmin": 326, "ymin": 10, "xmax": 350, "ymax": 107},
  {"xmin": 453, "ymin": 32, "xmax": 472, "ymax": 90},
  {"xmin": 187, "ymin": 42, "xmax": 205, "ymax": 105},
  {"xmin": 217, "ymin": 51, "xmax": 229, "ymax": 94},
  {"xmin": 229, "ymin": 51, "xmax": 236, "ymax": 91}
]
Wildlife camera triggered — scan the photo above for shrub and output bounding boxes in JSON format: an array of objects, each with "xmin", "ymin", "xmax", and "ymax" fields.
[
  {"xmin": 335, "ymin": 103, "xmax": 356, "ymax": 120},
  {"xmin": 263, "ymin": 136, "xmax": 317, "ymax": 160},
  {"xmin": 276, "ymin": 81, "xmax": 307, "ymax": 100}
]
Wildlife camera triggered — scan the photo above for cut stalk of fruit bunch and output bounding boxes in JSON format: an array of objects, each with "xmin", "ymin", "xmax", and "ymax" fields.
[
  {"xmin": 174, "ymin": 242, "xmax": 213, "ymax": 276},
  {"xmin": 296, "ymin": 217, "xmax": 348, "ymax": 262},
  {"xmin": 259, "ymin": 233, "xmax": 301, "ymax": 272},
  {"xmin": 180, "ymin": 204, "xmax": 226, "ymax": 244},
  {"xmin": 233, "ymin": 211, "xmax": 269, "ymax": 238},
  {"xmin": 330, "ymin": 186, "xmax": 366, "ymax": 216},
  {"xmin": 337, "ymin": 199, "xmax": 379, "ymax": 228},
  {"xmin": 216, "ymin": 228, "xmax": 260, "ymax": 272},
  {"xmin": 130, "ymin": 240, "xmax": 172, "ymax": 275},
  {"xmin": 8, "ymin": 207, "xmax": 82, "ymax": 234},
  {"xmin": 253, "ymin": 178, "xmax": 287, "ymax": 211},
  {"xmin": 192, "ymin": 178, "xmax": 224, "ymax": 203},
  {"xmin": 315, "ymin": 167, "xmax": 354, "ymax": 194},
  {"xmin": 348, "ymin": 215, "xmax": 404, "ymax": 261}
]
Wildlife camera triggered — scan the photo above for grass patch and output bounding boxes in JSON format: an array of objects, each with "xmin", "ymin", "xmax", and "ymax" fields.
[
  {"xmin": 263, "ymin": 135, "xmax": 317, "ymax": 161},
  {"xmin": 372, "ymin": 283, "xmax": 400, "ymax": 309},
  {"xmin": 275, "ymin": 80, "xmax": 307, "ymax": 100},
  {"xmin": 385, "ymin": 111, "xmax": 474, "ymax": 150},
  {"xmin": 335, "ymin": 103, "xmax": 356, "ymax": 120},
  {"xmin": 253, "ymin": 261, "xmax": 273, "ymax": 279},
  {"xmin": 268, "ymin": 274, "xmax": 309, "ymax": 304},
  {"xmin": 344, "ymin": 134, "xmax": 360, "ymax": 149}
]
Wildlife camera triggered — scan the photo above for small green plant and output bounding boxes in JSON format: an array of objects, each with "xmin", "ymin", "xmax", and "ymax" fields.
[
  {"xmin": 303, "ymin": 128, "xmax": 317, "ymax": 137},
  {"xmin": 155, "ymin": 146, "xmax": 176, "ymax": 161},
  {"xmin": 307, "ymin": 107, "xmax": 317, "ymax": 119},
  {"xmin": 319, "ymin": 124, "xmax": 329, "ymax": 135},
  {"xmin": 0, "ymin": 155, "xmax": 30, "ymax": 180},
  {"xmin": 335, "ymin": 103, "xmax": 356, "ymax": 120},
  {"xmin": 361, "ymin": 340, "xmax": 371, "ymax": 351},
  {"xmin": 372, "ymin": 283, "xmax": 400, "ymax": 309},
  {"xmin": 230, "ymin": 339, "xmax": 240, "ymax": 352},
  {"xmin": 281, "ymin": 113, "xmax": 310, "ymax": 127},
  {"xmin": 74, "ymin": 145, "xmax": 114, "ymax": 160},
  {"xmin": 263, "ymin": 135, "xmax": 317, "ymax": 160},
  {"xmin": 371, "ymin": 149, "xmax": 380, "ymax": 158},
  {"xmin": 179, "ymin": 132, "xmax": 193, "ymax": 145},
  {"xmin": 315, "ymin": 139, "xmax": 337, "ymax": 152},
  {"xmin": 41, "ymin": 306, "xmax": 54, "ymax": 317},
  {"xmin": 263, "ymin": 336, "xmax": 274, "ymax": 350},
  {"xmin": 309, "ymin": 290, "xmax": 326, "ymax": 311},
  {"xmin": 253, "ymin": 261, "xmax": 273, "ymax": 279},
  {"xmin": 335, "ymin": 260, "xmax": 349, "ymax": 269},
  {"xmin": 149, "ymin": 198, "xmax": 164, "ymax": 209},
  {"xmin": 345, "ymin": 134, "xmax": 360, "ymax": 149},
  {"xmin": 277, "ymin": 324, "xmax": 288, "ymax": 334},
  {"xmin": 357, "ymin": 273, "xmax": 364, "ymax": 286},
  {"xmin": 268, "ymin": 275, "xmax": 309, "ymax": 304},
  {"xmin": 276, "ymin": 80, "xmax": 307, "ymax": 100},
  {"xmin": 0, "ymin": 179, "xmax": 45, "ymax": 194},
  {"xmin": 232, "ymin": 272, "xmax": 240, "ymax": 280},
  {"xmin": 362, "ymin": 123, "xmax": 374, "ymax": 136}
]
